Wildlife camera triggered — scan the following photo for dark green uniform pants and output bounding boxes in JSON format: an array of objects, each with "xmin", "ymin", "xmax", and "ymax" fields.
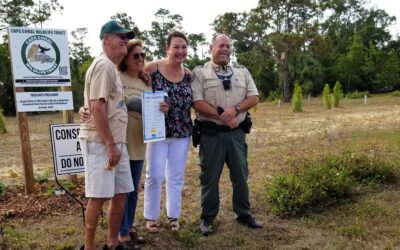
[{"xmin": 199, "ymin": 128, "xmax": 251, "ymax": 222}]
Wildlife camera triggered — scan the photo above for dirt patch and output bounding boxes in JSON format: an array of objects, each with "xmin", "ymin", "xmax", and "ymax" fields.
[{"xmin": 0, "ymin": 180, "xmax": 85, "ymax": 223}]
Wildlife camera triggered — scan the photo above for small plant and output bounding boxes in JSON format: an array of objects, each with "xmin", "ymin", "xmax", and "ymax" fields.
[
  {"xmin": 339, "ymin": 224, "xmax": 365, "ymax": 239},
  {"xmin": 0, "ymin": 109, "xmax": 6, "ymax": 134},
  {"xmin": 333, "ymin": 81, "xmax": 343, "ymax": 108},
  {"xmin": 322, "ymin": 84, "xmax": 331, "ymax": 109},
  {"xmin": 60, "ymin": 180, "xmax": 77, "ymax": 191},
  {"xmin": 36, "ymin": 171, "xmax": 51, "ymax": 183},
  {"xmin": 0, "ymin": 182, "xmax": 6, "ymax": 194},
  {"xmin": 292, "ymin": 82, "xmax": 303, "ymax": 112},
  {"xmin": 176, "ymin": 230, "xmax": 201, "ymax": 248}
]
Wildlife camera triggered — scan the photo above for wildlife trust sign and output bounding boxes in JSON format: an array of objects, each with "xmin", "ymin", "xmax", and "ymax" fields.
[
  {"xmin": 8, "ymin": 27, "xmax": 71, "ymax": 87},
  {"xmin": 8, "ymin": 27, "xmax": 73, "ymax": 113}
]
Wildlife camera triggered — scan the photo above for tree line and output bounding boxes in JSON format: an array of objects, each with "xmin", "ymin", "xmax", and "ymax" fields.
[{"xmin": 0, "ymin": 0, "xmax": 399, "ymax": 115}]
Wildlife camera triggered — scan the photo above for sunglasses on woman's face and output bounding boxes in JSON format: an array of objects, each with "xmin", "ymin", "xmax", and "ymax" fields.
[{"xmin": 132, "ymin": 52, "xmax": 146, "ymax": 60}]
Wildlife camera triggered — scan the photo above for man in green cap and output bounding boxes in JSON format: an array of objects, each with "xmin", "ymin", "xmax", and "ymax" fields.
[{"xmin": 80, "ymin": 20, "xmax": 136, "ymax": 250}]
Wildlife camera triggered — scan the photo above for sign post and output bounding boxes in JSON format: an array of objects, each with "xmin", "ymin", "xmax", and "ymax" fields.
[{"xmin": 49, "ymin": 123, "xmax": 85, "ymax": 224}]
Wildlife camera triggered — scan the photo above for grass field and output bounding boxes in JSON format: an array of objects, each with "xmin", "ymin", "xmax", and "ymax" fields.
[{"xmin": 1, "ymin": 94, "xmax": 400, "ymax": 249}]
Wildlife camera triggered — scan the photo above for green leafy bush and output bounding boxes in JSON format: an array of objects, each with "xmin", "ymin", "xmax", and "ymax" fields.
[
  {"xmin": 0, "ymin": 109, "xmax": 6, "ymax": 134},
  {"xmin": 266, "ymin": 175, "xmax": 313, "ymax": 216},
  {"xmin": 301, "ymin": 163, "xmax": 354, "ymax": 206},
  {"xmin": 266, "ymin": 153, "xmax": 398, "ymax": 216},
  {"xmin": 347, "ymin": 91, "xmax": 370, "ymax": 99},
  {"xmin": 322, "ymin": 84, "xmax": 331, "ymax": 109},
  {"xmin": 292, "ymin": 82, "xmax": 303, "ymax": 112},
  {"xmin": 345, "ymin": 155, "xmax": 398, "ymax": 184},
  {"xmin": 267, "ymin": 163, "xmax": 354, "ymax": 216},
  {"xmin": 333, "ymin": 81, "xmax": 343, "ymax": 108}
]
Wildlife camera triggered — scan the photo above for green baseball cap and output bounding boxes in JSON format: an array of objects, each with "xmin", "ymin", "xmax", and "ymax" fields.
[{"xmin": 99, "ymin": 20, "xmax": 135, "ymax": 40}]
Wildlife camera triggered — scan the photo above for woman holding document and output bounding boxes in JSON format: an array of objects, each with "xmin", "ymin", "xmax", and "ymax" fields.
[
  {"xmin": 117, "ymin": 39, "xmax": 169, "ymax": 247},
  {"xmin": 143, "ymin": 31, "xmax": 192, "ymax": 233}
]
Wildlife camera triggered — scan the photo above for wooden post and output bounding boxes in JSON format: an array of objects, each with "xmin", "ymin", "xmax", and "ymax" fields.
[
  {"xmin": 15, "ymin": 88, "xmax": 35, "ymax": 194},
  {"xmin": 8, "ymin": 28, "xmax": 35, "ymax": 194},
  {"xmin": 61, "ymin": 86, "xmax": 78, "ymax": 183}
]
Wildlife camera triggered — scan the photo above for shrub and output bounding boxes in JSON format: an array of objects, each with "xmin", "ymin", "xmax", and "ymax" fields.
[
  {"xmin": 265, "ymin": 153, "xmax": 398, "ymax": 217},
  {"xmin": 322, "ymin": 84, "xmax": 331, "ymax": 109},
  {"xmin": 333, "ymin": 81, "xmax": 343, "ymax": 108},
  {"xmin": 266, "ymin": 175, "xmax": 313, "ymax": 216},
  {"xmin": 392, "ymin": 90, "xmax": 400, "ymax": 97},
  {"xmin": 300, "ymin": 163, "xmax": 354, "ymax": 206},
  {"xmin": 345, "ymin": 155, "xmax": 398, "ymax": 184},
  {"xmin": 0, "ymin": 109, "xmax": 6, "ymax": 134},
  {"xmin": 292, "ymin": 83, "xmax": 303, "ymax": 112},
  {"xmin": 347, "ymin": 91, "xmax": 370, "ymax": 99}
]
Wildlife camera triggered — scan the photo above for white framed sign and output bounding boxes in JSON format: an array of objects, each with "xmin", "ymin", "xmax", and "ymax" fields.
[
  {"xmin": 8, "ymin": 27, "xmax": 71, "ymax": 87},
  {"xmin": 49, "ymin": 124, "xmax": 85, "ymax": 176},
  {"xmin": 15, "ymin": 91, "xmax": 73, "ymax": 112}
]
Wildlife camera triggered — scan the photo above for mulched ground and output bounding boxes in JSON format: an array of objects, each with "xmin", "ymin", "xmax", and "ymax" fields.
[{"xmin": 0, "ymin": 180, "xmax": 86, "ymax": 223}]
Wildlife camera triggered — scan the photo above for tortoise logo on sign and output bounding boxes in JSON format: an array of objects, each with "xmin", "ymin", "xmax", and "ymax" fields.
[{"xmin": 21, "ymin": 35, "xmax": 61, "ymax": 75}]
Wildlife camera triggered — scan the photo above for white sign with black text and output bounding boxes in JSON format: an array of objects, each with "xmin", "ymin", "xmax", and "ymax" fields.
[
  {"xmin": 50, "ymin": 124, "xmax": 85, "ymax": 176},
  {"xmin": 16, "ymin": 91, "xmax": 73, "ymax": 112},
  {"xmin": 8, "ymin": 27, "xmax": 71, "ymax": 87}
]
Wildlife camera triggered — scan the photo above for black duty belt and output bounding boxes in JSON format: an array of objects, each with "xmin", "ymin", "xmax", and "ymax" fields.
[{"xmin": 200, "ymin": 120, "xmax": 241, "ymax": 132}]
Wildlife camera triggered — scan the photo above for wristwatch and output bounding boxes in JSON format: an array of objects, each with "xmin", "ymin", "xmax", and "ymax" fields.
[{"xmin": 235, "ymin": 104, "xmax": 241, "ymax": 114}]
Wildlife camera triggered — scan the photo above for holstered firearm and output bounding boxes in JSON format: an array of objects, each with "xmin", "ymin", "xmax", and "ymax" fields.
[
  {"xmin": 192, "ymin": 119, "xmax": 201, "ymax": 148},
  {"xmin": 241, "ymin": 112, "xmax": 252, "ymax": 134}
]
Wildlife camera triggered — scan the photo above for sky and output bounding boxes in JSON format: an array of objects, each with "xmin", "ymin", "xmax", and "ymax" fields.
[{"xmin": 45, "ymin": 0, "xmax": 400, "ymax": 56}]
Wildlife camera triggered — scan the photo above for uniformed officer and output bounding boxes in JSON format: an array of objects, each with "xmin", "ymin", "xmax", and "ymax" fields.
[{"xmin": 191, "ymin": 33, "xmax": 262, "ymax": 236}]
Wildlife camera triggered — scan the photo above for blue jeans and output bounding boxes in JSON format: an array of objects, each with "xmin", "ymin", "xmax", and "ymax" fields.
[{"xmin": 119, "ymin": 160, "xmax": 144, "ymax": 237}]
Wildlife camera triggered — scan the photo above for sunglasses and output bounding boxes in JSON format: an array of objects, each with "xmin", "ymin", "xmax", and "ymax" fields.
[
  {"xmin": 132, "ymin": 52, "xmax": 146, "ymax": 60},
  {"xmin": 112, "ymin": 33, "xmax": 128, "ymax": 40}
]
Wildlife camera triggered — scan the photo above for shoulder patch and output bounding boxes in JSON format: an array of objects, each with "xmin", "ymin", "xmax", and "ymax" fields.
[
  {"xmin": 232, "ymin": 62, "xmax": 244, "ymax": 68},
  {"xmin": 193, "ymin": 65, "xmax": 204, "ymax": 71}
]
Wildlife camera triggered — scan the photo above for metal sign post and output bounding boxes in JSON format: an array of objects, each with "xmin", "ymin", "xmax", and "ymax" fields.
[{"xmin": 49, "ymin": 123, "xmax": 85, "ymax": 225}]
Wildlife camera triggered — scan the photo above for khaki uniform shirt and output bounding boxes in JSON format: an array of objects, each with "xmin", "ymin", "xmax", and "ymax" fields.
[
  {"xmin": 120, "ymin": 72, "xmax": 151, "ymax": 160},
  {"xmin": 80, "ymin": 53, "xmax": 128, "ymax": 143},
  {"xmin": 192, "ymin": 61, "xmax": 259, "ymax": 125}
]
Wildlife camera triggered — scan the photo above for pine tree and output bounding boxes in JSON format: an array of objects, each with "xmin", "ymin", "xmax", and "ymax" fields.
[
  {"xmin": 322, "ymin": 84, "xmax": 331, "ymax": 109},
  {"xmin": 333, "ymin": 81, "xmax": 343, "ymax": 108},
  {"xmin": 292, "ymin": 83, "xmax": 303, "ymax": 112}
]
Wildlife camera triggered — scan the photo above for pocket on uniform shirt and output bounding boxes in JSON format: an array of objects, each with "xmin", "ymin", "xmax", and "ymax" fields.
[
  {"xmin": 232, "ymin": 79, "xmax": 247, "ymax": 100},
  {"xmin": 203, "ymin": 80, "xmax": 219, "ymax": 106}
]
